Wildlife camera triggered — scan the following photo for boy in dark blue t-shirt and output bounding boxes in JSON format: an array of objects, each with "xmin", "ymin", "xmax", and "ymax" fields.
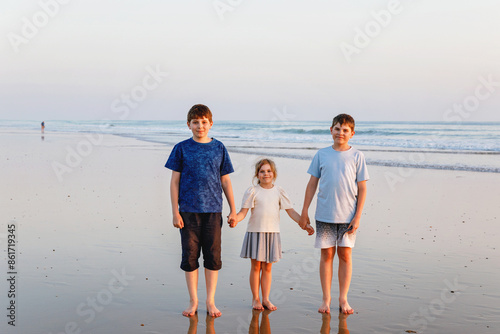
[{"xmin": 165, "ymin": 104, "xmax": 236, "ymax": 318}]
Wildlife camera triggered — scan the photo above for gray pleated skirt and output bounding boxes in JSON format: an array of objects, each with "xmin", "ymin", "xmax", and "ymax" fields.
[{"xmin": 240, "ymin": 232, "xmax": 282, "ymax": 263}]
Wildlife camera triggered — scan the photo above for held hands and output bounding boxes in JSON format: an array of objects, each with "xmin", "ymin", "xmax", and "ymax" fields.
[
  {"xmin": 227, "ymin": 211, "xmax": 237, "ymax": 228},
  {"xmin": 299, "ymin": 213, "xmax": 309, "ymax": 230},
  {"xmin": 298, "ymin": 212, "xmax": 314, "ymax": 235},
  {"xmin": 305, "ymin": 223, "xmax": 315, "ymax": 235}
]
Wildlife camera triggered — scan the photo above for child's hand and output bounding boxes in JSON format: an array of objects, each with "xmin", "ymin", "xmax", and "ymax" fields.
[
  {"xmin": 173, "ymin": 212, "xmax": 184, "ymax": 229},
  {"xmin": 305, "ymin": 223, "xmax": 315, "ymax": 235},
  {"xmin": 299, "ymin": 214, "xmax": 309, "ymax": 230},
  {"xmin": 347, "ymin": 217, "xmax": 360, "ymax": 234},
  {"xmin": 228, "ymin": 216, "xmax": 238, "ymax": 228},
  {"xmin": 228, "ymin": 211, "xmax": 238, "ymax": 228}
]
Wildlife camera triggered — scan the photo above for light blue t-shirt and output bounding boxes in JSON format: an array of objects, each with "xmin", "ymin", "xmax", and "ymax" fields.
[{"xmin": 307, "ymin": 146, "xmax": 369, "ymax": 223}]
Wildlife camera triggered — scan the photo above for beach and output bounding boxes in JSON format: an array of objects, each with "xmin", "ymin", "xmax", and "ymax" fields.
[{"xmin": 1, "ymin": 129, "xmax": 499, "ymax": 334}]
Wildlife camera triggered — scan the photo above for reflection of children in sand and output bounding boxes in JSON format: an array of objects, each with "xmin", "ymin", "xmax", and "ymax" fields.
[
  {"xmin": 320, "ymin": 313, "xmax": 350, "ymax": 334},
  {"xmin": 249, "ymin": 309, "xmax": 272, "ymax": 334},
  {"xmin": 186, "ymin": 313, "xmax": 216, "ymax": 334}
]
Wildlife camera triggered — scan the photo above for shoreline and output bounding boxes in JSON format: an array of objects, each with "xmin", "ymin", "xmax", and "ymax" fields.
[{"xmin": 4, "ymin": 127, "xmax": 499, "ymax": 174}]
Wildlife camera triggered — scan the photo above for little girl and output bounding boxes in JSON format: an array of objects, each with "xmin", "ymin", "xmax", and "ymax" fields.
[{"xmin": 230, "ymin": 158, "xmax": 314, "ymax": 311}]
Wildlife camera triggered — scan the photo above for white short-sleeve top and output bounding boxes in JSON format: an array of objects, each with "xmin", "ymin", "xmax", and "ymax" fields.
[{"xmin": 241, "ymin": 184, "xmax": 294, "ymax": 233}]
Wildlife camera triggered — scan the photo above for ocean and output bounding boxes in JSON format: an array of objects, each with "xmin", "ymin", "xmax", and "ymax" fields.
[{"xmin": 1, "ymin": 120, "xmax": 499, "ymax": 173}]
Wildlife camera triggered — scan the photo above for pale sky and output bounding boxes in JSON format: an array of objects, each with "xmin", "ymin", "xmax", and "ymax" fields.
[{"xmin": 1, "ymin": 0, "xmax": 499, "ymax": 122}]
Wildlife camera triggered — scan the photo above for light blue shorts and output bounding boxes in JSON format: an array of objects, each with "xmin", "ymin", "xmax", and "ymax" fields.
[{"xmin": 314, "ymin": 221, "xmax": 356, "ymax": 248}]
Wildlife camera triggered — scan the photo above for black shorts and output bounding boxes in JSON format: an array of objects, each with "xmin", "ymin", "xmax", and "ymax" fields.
[{"xmin": 179, "ymin": 212, "xmax": 222, "ymax": 272}]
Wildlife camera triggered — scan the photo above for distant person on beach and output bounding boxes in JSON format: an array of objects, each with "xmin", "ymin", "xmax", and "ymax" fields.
[
  {"xmin": 230, "ymin": 158, "xmax": 314, "ymax": 310},
  {"xmin": 300, "ymin": 114, "xmax": 369, "ymax": 314},
  {"xmin": 165, "ymin": 104, "xmax": 236, "ymax": 318},
  {"xmin": 41, "ymin": 121, "xmax": 45, "ymax": 133}
]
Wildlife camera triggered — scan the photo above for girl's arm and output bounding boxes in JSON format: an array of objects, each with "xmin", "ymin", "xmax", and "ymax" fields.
[
  {"xmin": 230, "ymin": 208, "xmax": 249, "ymax": 228},
  {"xmin": 286, "ymin": 208, "xmax": 315, "ymax": 235}
]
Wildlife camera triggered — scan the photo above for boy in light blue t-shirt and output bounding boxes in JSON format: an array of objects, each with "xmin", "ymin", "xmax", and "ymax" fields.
[{"xmin": 300, "ymin": 114, "xmax": 369, "ymax": 315}]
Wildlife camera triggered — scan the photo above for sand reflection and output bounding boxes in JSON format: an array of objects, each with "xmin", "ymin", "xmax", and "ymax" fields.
[
  {"xmin": 249, "ymin": 309, "xmax": 273, "ymax": 334},
  {"xmin": 320, "ymin": 313, "xmax": 350, "ymax": 334},
  {"xmin": 186, "ymin": 313, "xmax": 217, "ymax": 334}
]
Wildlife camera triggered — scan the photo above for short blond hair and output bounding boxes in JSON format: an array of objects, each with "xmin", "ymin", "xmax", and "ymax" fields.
[{"xmin": 254, "ymin": 158, "xmax": 277, "ymax": 184}]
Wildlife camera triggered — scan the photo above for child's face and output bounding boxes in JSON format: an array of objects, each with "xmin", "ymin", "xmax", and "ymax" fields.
[
  {"xmin": 188, "ymin": 117, "xmax": 213, "ymax": 140},
  {"xmin": 258, "ymin": 164, "xmax": 274, "ymax": 186},
  {"xmin": 330, "ymin": 122, "xmax": 354, "ymax": 146}
]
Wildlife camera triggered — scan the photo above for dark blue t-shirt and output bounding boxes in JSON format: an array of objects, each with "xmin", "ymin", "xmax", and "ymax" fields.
[{"xmin": 165, "ymin": 138, "xmax": 234, "ymax": 213}]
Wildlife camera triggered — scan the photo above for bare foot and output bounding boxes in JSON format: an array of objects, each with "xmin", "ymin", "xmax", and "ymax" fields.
[
  {"xmin": 262, "ymin": 300, "xmax": 277, "ymax": 311},
  {"xmin": 339, "ymin": 300, "xmax": 354, "ymax": 314},
  {"xmin": 206, "ymin": 302, "xmax": 222, "ymax": 318},
  {"xmin": 252, "ymin": 299, "xmax": 264, "ymax": 310},
  {"xmin": 183, "ymin": 300, "xmax": 198, "ymax": 317},
  {"xmin": 318, "ymin": 299, "xmax": 331, "ymax": 314}
]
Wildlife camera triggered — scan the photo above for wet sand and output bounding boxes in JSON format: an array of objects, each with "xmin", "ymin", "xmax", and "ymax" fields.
[{"xmin": 1, "ymin": 129, "xmax": 499, "ymax": 333}]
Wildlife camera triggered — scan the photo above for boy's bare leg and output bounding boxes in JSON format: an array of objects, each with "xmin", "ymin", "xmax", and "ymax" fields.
[
  {"xmin": 184, "ymin": 270, "xmax": 199, "ymax": 317},
  {"xmin": 250, "ymin": 260, "xmax": 264, "ymax": 310},
  {"xmin": 319, "ymin": 247, "xmax": 335, "ymax": 313},
  {"xmin": 337, "ymin": 247, "xmax": 354, "ymax": 314},
  {"xmin": 205, "ymin": 268, "xmax": 222, "ymax": 317},
  {"xmin": 261, "ymin": 262, "xmax": 277, "ymax": 310}
]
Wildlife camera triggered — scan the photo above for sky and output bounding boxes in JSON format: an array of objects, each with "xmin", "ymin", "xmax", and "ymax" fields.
[{"xmin": 0, "ymin": 0, "xmax": 499, "ymax": 122}]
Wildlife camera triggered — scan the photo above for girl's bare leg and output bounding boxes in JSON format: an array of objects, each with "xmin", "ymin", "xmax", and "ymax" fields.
[
  {"xmin": 250, "ymin": 259, "xmax": 264, "ymax": 310},
  {"xmin": 261, "ymin": 262, "xmax": 277, "ymax": 310},
  {"xmin": 319, "ymin": 247, "xmax": 335, "ymax": 313},
  {"xmin": 337, "ymin": 247, "xmax": 353, "ymax": 314}
]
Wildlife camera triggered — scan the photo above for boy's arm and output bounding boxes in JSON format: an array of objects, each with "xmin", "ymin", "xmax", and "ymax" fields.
[
  {"xmin": 170, "ymin": 171, "xmax": 184, "ymax": 229},
  {"xmin": 348, "ymin": 180, "xmax": 367, "ymax": 234},
  {"xmin": 286, "ymin": 208, "xmax": 315, "ymax": 235},
  {"xmin": 299, "ymin": 175, "xmax": 319, "ymax": 229},
  {"xmin": 221, "ymin": 174, "xmax": 237, "ymax": 224}
]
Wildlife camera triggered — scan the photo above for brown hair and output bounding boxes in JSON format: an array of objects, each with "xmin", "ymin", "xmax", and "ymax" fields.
[
  {"xmin": 254, "ymin": 158, "xmax": 277, "ymax": 184},
  {"xmin": 187, "ymin": 104, "xmax": 213, "ymax": 123},
  {"xmin": 331, "ymin": 113, "xmax": 355, "ymax": 131}
]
